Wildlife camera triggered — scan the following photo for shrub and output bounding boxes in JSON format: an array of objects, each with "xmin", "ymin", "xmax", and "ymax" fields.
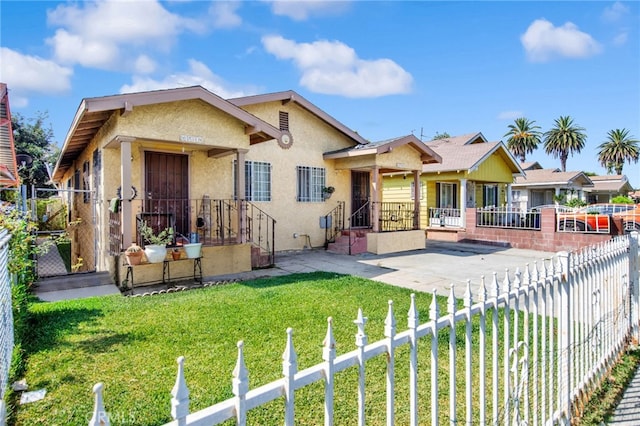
[{"xmin": 610, "ymin": 195, "xmax": 634, "ymax": 204}]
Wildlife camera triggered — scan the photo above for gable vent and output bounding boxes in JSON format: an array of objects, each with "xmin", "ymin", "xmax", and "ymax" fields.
[{"xmin": 279, "ymin": 111, "xmax": 289, "ymax": 131}]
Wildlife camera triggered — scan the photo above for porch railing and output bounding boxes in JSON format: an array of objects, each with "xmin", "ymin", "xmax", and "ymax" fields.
[
  {"xmin": 244, "ymin": 202, "xmax": 276, "ymax": 267},
  {"xmin": 374, "ymin": 201, "xmax": 417, "ymax": 232},
  {"xmin": 428, "ymin": 207, "xmax": 462, "ymax": 227},
  {"xmin": 347, "ymin": 200, "xmax": 370, "ymax": 254},
  {"xmin": 323, "ymin": 201, "xmax": 345, "ymax": 249},
  {"xmin": 477, "ymin": 207, "xmax": 541, "ymax": 230},
  {"xmin": 114, "ymin": 199, "xmax": 275, "ymax": 266}
]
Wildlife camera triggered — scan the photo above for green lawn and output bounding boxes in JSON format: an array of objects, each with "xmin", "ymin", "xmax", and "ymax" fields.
[{"xmin": 17, "ymin": 272, "xmax": 517, "ymax": 425}]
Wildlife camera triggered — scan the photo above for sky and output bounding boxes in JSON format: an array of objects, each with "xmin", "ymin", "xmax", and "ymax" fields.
[{"xmin": 1, "ymin": 0, "xmax": 639, "ymax": 187}]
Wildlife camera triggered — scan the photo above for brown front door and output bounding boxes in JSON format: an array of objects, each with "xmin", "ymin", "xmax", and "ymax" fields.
[
  {"xmin": 143, "ymin": 152, "xmax": 189, "ymax": 240},
  {"xmin": 351, "ymin": 171, "xmax": 370, "ymax": 227}
]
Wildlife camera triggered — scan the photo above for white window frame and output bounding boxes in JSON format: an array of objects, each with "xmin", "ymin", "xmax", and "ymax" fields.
[
  {"xmin": 296, "ymin": 166, "xmax": 326, "ymax": 202},
  {"xmin": 410, "ymin": 181, "xmax": 424, "ymax": 200},
  {"xmin": 234, "ymin": 161, "xmax": 271, "ymax": 201}
]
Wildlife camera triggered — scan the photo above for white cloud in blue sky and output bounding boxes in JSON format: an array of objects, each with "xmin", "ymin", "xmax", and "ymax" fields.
[
  {"xmin": 262, "ymin": 35, "xmax": 413, "ymax": 98},
  {"xmin": 521, "ymin": 19, "xmax": 602, "ymax": 62},
  {"xmin": 267, "ymin": 0, "xmax": 351, "ymax": 21},
  {"xmin": 0, "ymin": 47, "xmax": 72, "ymax": 107},
  {"xmin": 209, "ymin": 1, "xmax": 243, "ymax": 29},
  {"xmin": 602, "ymin": 1, "xmax": 630, "ymax": 23},
  {"xmin": 120, "ymin": 59, "xmax": 256, "ymax": 98},
  {"xmin": 45, "ymin": 0, "xmax": 204, "ymax": 70}
]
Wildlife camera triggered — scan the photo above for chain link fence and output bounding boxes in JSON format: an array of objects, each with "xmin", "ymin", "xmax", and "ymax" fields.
[{"xmin": 0, "ymin": 228, "xmax": 14, "ymax": 421}]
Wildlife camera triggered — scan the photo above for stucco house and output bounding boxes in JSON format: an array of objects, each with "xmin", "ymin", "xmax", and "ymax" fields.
[
  {"xmin": 382, "ymin": 132, "xmax": 523, "ymax": 229},
  {"xmin": 511, "ymin": 162, "xmax": 593, "ymax": 209},
  {"xmin": 51, "ymin": 86, "xmax": 441, "ymax": 286},
  {"xmin": 586, "ymin": 175, "xmax": 634, "ymax": 203}
]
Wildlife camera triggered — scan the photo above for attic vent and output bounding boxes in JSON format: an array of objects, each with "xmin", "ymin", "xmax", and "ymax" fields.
[{"xmin": 279, "ymin": 111, "xmax": 289, "ymax": 131}]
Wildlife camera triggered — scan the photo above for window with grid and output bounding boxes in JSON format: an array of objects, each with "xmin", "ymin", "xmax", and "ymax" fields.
[
  {"xmin": 234, "ymin": 161, "xmax": 271, "ymax": 201},
  {"xmin": 296, "ymin": 166, "xmax": 325, "ymax": 202}
]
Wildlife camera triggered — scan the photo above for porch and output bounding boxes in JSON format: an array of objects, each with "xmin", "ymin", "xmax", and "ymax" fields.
[{"xmin": 109, "ymin": 197, "xmax": 275, "ymax": 289}]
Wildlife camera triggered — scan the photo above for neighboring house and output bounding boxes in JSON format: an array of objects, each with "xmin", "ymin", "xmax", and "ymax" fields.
[
  {"xmin": 383, "ymin": 132, "xmax": 523, "ymax": 228},
  {"xmin": 0, "ymin": 83, "xmax": 19, "ymax": 188},
  {"xmin": 51, "ymin": 86, "xmax": 441, "ymax": 286},
  {"xmin": 586, "ymin": 175, "xmax": 634, "ymax": 203},
  {"xmin": 511, "ymin": 164, "xmax": 593, "ymax": 210}
]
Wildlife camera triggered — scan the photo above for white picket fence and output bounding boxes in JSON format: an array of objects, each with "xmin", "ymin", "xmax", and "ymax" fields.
[{"xmin": 88, "ymin": 233, "xmax": 640, "ymax": 426}]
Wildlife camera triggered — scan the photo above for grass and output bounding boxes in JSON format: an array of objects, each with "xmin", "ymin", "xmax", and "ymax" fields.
[
  {"xmin": 16, "ymin": 272, "xmax": 538, "ymax": 425},
  {"xmin": 575, "ymin": 347, "xmax": 640, "ymax": 425}
]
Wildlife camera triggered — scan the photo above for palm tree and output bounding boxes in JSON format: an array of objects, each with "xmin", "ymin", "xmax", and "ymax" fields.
[
  {"xmin": 503, "ymin": 117, "xmax": 542, "ymax": 162},
  {"xmin": 543, "ymin": 116, "xmax": 587, "ymax": 172},
  {"xmin": 597, "ymin": 128, "xmax": 639, "ymax": 175}
]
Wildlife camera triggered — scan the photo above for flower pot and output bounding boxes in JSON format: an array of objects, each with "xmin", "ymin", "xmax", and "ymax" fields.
[
  {"xmin": 184, "ymin": 243, "xmax": 202, "ymax": 259},
  {"xmin": 171, "ymin": 250, "xmax": 181, "ymax": 261},
  {"xmin": 144, "ymin": 244, "xmax": 167, "ymax": 263},
  {"xmin": 125, "ymin": 251, "xmax": 143, "ymax": 266}
]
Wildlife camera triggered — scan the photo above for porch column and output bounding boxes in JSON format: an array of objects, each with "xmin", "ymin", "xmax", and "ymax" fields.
[
  {"xmin": 236, "ymin": 149, "xmax": 248, "ymax": 243},
  {"xmin": 372, "ymin": 166, "xmax": 380, "ymax": 232},
  {"xmin": 413, "ymin": 170, "xmax": 420, "ymax": 230},
  {"xmin": 119, "ymin": 136, "xmax": 135, "ymax": 249},
  {"xmin": 506, "ymin": 183, "xmax": 512, "ymax": 209},
  {"xmin": 459, "ymin": 178, "xmax": 467, "ymax": 228}
]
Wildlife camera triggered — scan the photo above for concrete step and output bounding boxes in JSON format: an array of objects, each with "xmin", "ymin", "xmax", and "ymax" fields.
[
  {"xmin": 35, "ymin": 271, "xmax": 113, "ymax": 292},
  {"xmin": 327, "ymin": 234, "xmax": 368, "ymax": 255}
]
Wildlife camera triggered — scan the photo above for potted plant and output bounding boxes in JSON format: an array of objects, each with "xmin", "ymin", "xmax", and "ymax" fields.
[
  {"xmin": 171, "ymin": 247, "xmax": 182, "ymax": 261},
  {"xmin": 322, "ymin": 186, "xmax": 335, "ymax": 199},
  {"xmin": 139, "ymin": 222, "xmax": 174, "ymax": 263},
  {"xmin": 124, "ymin": 243, "xmax": 144, "ymax": 265}
]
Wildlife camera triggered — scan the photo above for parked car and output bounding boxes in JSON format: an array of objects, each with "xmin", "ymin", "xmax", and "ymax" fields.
[{"xmin": 557, "ymin": 203, "xmax": 640, "ymax": 232}]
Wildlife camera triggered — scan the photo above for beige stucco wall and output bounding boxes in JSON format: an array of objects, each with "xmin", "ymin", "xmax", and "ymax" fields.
[
  {"xmin": 236, "ymin": 100, "xmax": 358, "ymax": 251},
  {"xmin": 366, "ymin": 230, "xmax": 425, "ymax": 254},
  {"xmin": 118, "ymin": 244, "xmax": 251, "ymax": 287}
]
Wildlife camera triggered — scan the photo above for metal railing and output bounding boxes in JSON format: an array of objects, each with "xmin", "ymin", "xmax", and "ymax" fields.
[
  {"xmin": 428, "ymin": 207, "xmax": 462, "ymax": 227},
  {"xmin": 374, "ymin": 201, "xmax": 417, "ymax": 232},
  {"xmin": 323, "ymin": 201, "xmax": 345, "ymax": 249},
  {"xmin": 477, "ymin": 207, "xmax": 541, "ymax": 230},
  {"xmin": 244, "ymin": 202, "xmax": 276, "ymax": 267},
  {"xmin": 556, "ymin": 212, "xmax": 610, "ymax": 234}
]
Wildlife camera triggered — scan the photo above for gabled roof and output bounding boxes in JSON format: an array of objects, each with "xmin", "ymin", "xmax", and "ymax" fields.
[
  {"xmin": 513, "ymin": 169, "xmax": 594, "ymax": 187},
  {"xmin": 0, "ymin": 83, "xmax": 19, "ymax": 187},
  {"xmin": 53, "ymin": 86, "xmax": 283, "ymax": 181},
  {"xmin": 424, "ymin": 132, "xmax": 487, "ymax": 147},
  {"xmin": 323, "ymin": 134, "xmax": 441, "ymax": 164},
  {"xmin": 520, "ymin": 161, "xmax": 543, "ymax": 170},
  {"xmin": 588, "ymin": 175, "xmax": 633, "ymax": 193},
  {"xmin": 422, "ymin": 139, "xmax": 523, "ymax": 175},
  {"xmin": 228, "ymin": 90, "xmax": 369, "ymax": 146}
]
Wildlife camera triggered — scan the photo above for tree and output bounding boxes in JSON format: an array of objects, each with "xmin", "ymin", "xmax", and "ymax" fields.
[
  {"xmin": 432, "ymin": 131, "xmax": 450, "ymax": 140},
  {"xmin": 543, "ymin": 116, "xmax": 587, "ymax": 172},
  {"xmin": 503, "ymin": 117, "xmax": 542, "ymax": 162},
  {"xmin": 596, "ymin": 128, "xmax": 639, "ymax": 175},
  {"xmin": 12, "ymin": 112, "xmax": 59, "ymax": 194}
]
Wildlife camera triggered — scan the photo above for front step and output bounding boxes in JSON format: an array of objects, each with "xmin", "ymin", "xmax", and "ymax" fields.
[
  {"xmin": 251, "ymin": 246, "xmax": 273, "ymax": 268},
  {"xmin": 327, "ymin": 230, "xmax": 369, "ymax": 255}
]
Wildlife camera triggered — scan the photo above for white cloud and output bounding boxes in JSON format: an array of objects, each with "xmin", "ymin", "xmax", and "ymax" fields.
[
  {"xmin": 613, "ymin": 30, "xmax": 629, "ymax": 46},
  {"xmin": 521, "ymin": 19, "xmax": 602, "ymax": 62},
  {"xmin": 268, "ymin": 0, "xmax": 350, "ymax": 21},
  {"xmin": 134, "ymin": 55, "xmax": 157, "ymax": 74},
  {"xmin": 0, "ymin": 47, "xmax": 73, "ymax": 107},
  {"xmin": 209, "ymin": 1, "xmax": 242, "ymax": 28},
  {"xmin": 497, "ymin": 111, "xmax": 524, "ymax": 120},
  {"xmin": 602, "ymin": 1, "xmax": 629, "ymax": 22},
  {"xmin": 262, "ymin": 35, "xmax": 413, "ymax": 98},
  {"xmin": 119, "ymin": 59, "xmax": 256, "ymax": 98},
  {"xmin": 46, "ymin": 0, "xmax": 204, "ymax": 70}
]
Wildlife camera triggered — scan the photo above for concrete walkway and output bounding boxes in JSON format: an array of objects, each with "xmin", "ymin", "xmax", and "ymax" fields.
[{"xmin": 608, "ymin": 360, "xmax": 640, "ymax": 425}]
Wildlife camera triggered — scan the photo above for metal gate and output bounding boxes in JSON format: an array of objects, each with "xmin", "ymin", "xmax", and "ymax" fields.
[{"xmin": 31, "ymin": 187, "xmax": 97, "ymax": 278}]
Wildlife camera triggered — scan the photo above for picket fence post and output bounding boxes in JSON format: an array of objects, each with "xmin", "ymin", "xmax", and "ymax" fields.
[
  {"xmin": 408, "ymin": 293, "xmax": 418, "ymax": 426},
  {"xmin": 629, "ymin": 232, "xmax": 639, "ymax": 344},
  {"xmin": 558, "ymin": 251, "xmax": 571, "ymax": 424},
  {"xmin": 88, "ymin": 383, "xmax": 109, "ymax": 426},
  {"xmin": 354, "ymin": 308, "xmax": 367, "ymax": 426},
  {"xmin": 384, "ymin": 300, "xmax": 396, "ymax": 426},
  {"xmin": 323, "ymin": 317, "xmax": 336, "ymax": 426},
  {"xmin": 429, "ymin": 290, "xmax": 439, "ymax": 426},
  {"xmin": 282, "ymin": 328, "xmax": 297, "ymax": 426},
  {"xmin": 232, "ymin": 342, "xmax": 248, "ymax": 426}
]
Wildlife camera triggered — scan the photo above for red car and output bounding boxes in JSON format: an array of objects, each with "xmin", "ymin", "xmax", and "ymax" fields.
[{"xmin": 557, "ymin": 203, "xmax": 640, "ymax": 233}]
